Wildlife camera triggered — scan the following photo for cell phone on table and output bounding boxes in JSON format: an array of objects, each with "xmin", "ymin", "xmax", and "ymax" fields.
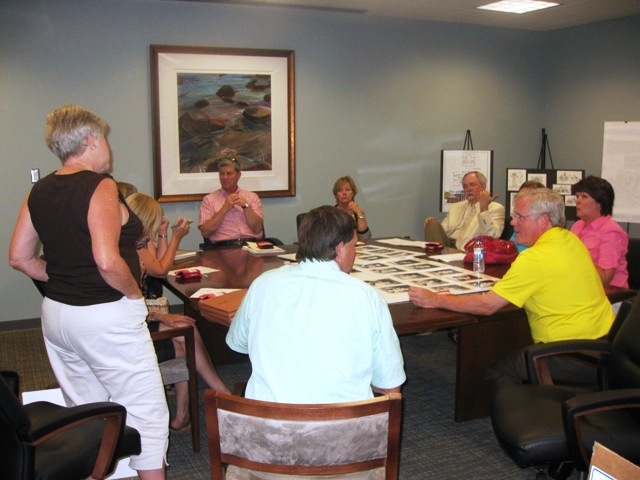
[{"xmin": 256, "ymin": 240, "xmax": 274, "ymax": 249}]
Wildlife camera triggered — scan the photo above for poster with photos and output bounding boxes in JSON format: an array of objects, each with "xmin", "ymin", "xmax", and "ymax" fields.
[
  {"xmin": 351, "ymin": 243, "xmax": 498, "ymax": 304},
  {"xmin": 505, "ymin": 168, "xmax": 583, "ymax": 221},
  {"xmin": 440, "ymin": 150, "xmax": 493, "ymax": 212}
]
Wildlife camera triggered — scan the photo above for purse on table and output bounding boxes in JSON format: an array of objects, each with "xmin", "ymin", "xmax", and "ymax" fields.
[
  {"xmin": 462, "ymin": 236, "xmax": 518, "ymax": 265},
  {"xmin": 175, "ymin": 269, "xmax": 202, "ymax": 283},
  {"xmin": 145, "ymin": 296, "xmax": 170, "ymax": 315}
]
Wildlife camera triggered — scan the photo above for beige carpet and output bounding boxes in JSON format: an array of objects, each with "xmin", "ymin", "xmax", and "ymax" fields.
[{"xmin": 0, "ymin": 327, "xmax": 56, "ymax": 394}]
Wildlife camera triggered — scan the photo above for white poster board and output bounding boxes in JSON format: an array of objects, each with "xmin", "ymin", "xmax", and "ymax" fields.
[
  {"xmin": 440, "ymin": 150, "xmax": 493, "ymax": 212},
  {"xmin": 602, "ymin": 121, "xmax": 640, "ymax": 223}
]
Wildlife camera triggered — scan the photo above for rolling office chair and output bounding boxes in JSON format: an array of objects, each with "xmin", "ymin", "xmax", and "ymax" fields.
[
  {"xmin": 626, "ymin": 237, "xmax": 640, "ymax": 290},
  {"xmin": 490, "ymin": 295, "xmax": 640, "ymax": 479},
  {"xmin": 0, "ymin": 371, "xmax": 141, "ymax": 480},
  {"xmin": 199, "ymin": 220, "xmax": 284, "ymax": 250},
  {"xmin": 295, "ymin": 212, "xmax": 307, "ymax": 242}
]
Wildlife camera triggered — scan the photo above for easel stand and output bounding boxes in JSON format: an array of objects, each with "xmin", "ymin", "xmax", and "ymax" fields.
[
  {"xmin": 463, "ymin": 130, "xmax": 474, "ymax": 150},
  {"xmin": 537, "ymin": 128, "xmax": 555, "ymax": 170}
]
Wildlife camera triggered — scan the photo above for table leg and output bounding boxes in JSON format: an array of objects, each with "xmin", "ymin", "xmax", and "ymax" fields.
[
  {"xmin": 454, "ymin": 313, "xmax": 531, "ymax": 422},
  {"xmin": 184, "ymin": 303, "xmax": 248, "ymax": 366}
]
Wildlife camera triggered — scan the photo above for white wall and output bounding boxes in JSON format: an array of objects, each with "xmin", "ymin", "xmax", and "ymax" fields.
[{"xmin": 1, "ymin": 0, "xmax": 638, "ymax": 322}]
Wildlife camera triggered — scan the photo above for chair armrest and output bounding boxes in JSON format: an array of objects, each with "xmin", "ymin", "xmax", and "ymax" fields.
[
  {"xmin": 525, "ymin": 339, "xmax": 611, "ymax": 385},
  {"xmin": 22, "ymin": 401, "xmax": 128, "ymax": 479},
  {"xmin": 150, "ymin": 325, "xmax": 196, "ymax": 385},
  {"xmin": 563, "ymin": 388, "xmax": 640, "ymax": 471},
  {"xmin": 150, "ymin": 324, "xmax": 192, "ymax": 342},
  {"xmin": 22, "ymin": 401, "xmax": 125, "ymax": 443}
]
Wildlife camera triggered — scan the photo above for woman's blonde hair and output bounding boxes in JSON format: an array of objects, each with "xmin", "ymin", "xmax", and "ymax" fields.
[
  {"xmin": 117, "ymin": 181, "xmax": 138, "ymax": 199},
  {"xmin": 125, "ymin": 193, "xmax": 163, "ymax": 239},
  {"xmin": 332, "ymin": 176, "xmax": 358, "ymax": 197}
]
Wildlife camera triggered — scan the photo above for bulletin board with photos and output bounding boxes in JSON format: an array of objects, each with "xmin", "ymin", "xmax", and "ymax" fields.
[{"xmin": 506, "ymin": 168, "xmax": 584, "ymax": 221}]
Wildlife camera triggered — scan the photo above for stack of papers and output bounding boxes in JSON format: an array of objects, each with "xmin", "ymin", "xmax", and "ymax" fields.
[
  {"xmin": 198, "ymin": 289, "xmax": 247, "ymax": 326},
  {"xmin": 277, "ymin": 252, "xmax": 298, "ymax": 263},
  {"xmin": 243, "ymin": 242, "xmax": 286, "ymax": 255},
  {"xmin": 174, "ymin": 249, "xmax": 197, "ymax": 261},
  {"xmin": 167, "ymin": 266, "xmax": 218, "ymax": 276}
]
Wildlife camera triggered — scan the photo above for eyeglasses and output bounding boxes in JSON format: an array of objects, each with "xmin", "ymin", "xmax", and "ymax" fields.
[{"xmin": 510, "ymin": 213, "xmax": 538, "ymax": 221}]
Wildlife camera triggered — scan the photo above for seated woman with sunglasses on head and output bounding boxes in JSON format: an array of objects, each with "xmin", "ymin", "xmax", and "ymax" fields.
[{"xmin": 126, "ymin": 192, "xmax": 231, "ymax": 432}]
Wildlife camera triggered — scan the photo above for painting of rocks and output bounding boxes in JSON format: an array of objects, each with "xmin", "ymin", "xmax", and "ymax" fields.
[{"xmin": 177, "ymin": 73, "xmax": 272, "ymax": 174}]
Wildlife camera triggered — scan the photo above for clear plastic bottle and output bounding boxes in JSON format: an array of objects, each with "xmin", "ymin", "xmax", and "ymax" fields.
[{"xmin": 472, "ymin": 237, "xmax": 485, "ymax": 275}]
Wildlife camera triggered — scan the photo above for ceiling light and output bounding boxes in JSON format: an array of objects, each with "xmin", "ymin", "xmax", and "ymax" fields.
[{"xmin": 477, "ymin": 1, "xmax": 559, "ymax": 15}]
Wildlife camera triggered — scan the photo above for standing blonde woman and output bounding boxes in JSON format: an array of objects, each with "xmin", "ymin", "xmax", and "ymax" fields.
[{"xmin": 332, "ymin": 176, "xmax": 372, "ymax": 241}]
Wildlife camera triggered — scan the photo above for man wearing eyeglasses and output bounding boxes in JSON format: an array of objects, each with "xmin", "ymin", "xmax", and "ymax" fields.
[
  {"xmin": 198, "ymin": 158, "xmax": 264, "ymax": 246},
  {"xmin": 410, "ymin": 188, "xmax": 615, "ymax": 394},
  {"xmin": 424, "ymin": 171, "xmax": 505, "ymax": 250}
]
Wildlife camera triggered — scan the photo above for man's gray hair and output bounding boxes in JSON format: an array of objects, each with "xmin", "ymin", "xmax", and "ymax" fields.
[
  {"xmin": 515, "ymin": 187, "xmax": 566, "ymax": 227},
  {"xmin": 463, "ymin": 171, "xmax": 487, "ymax": 187}
]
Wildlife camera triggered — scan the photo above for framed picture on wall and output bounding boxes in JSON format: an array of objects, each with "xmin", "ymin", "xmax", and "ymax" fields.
[
  {"xmin": 150, "ymin": 45, "xmax": 296, "ymax": 202},
  {"xmin": 440, "ymin": 150, "xmax": 493, "ymax": 212}
]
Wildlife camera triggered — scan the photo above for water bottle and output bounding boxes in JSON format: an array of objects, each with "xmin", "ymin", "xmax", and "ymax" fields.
[{"xmin": 472, "ymin": 237, "xmax": 485, "ymax": 275}]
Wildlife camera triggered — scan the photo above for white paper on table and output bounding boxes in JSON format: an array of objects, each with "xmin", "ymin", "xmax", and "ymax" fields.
[
  {"xmin": 190, "ymin": 287, "xmax": 240, "ymax": 299},
  {"xmin": 277, "ymin": 252, "xmax": 298, "ymax": 262},
  {"xmin": 375, "ymin": 237, "xmax": 426, "ymax": 248},
  {"xmin": 350, "ymin": 270, "xmax": 410, "ymax": 304},
  {"xmin": 430, "ymin": 253, "xmax": 466, "ymax": 262},
  {"xmin": 167, "ymin": 266, "xmax": 218, "ymax": 276}
]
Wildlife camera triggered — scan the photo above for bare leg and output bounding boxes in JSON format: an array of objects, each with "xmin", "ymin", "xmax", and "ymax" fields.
[
  {"xmin": 138, "ymin": 468, "xmax": 165, "ymax": 480},
  {"xmin": 171, "ymin": 328, "xmax": 231, "ymax": 393},
  {"xmin": 170, "ymin": 381, "xmax": 190, "ymax": 430}
]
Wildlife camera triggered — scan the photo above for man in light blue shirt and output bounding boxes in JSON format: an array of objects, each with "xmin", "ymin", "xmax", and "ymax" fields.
[{"xmin": 227, "ymin": 205, "xmax": 406, "ymax": 403}]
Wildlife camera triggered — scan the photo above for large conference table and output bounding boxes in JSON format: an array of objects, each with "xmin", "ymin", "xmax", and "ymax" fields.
[{"xmin": 161, "ymin": 240, "xmax": 636, "ymax": 422}]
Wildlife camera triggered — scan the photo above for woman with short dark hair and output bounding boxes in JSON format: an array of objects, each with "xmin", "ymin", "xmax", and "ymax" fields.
[{"xmin": 571, "ymin": 176, "xmax": 628, "ymax": 287}]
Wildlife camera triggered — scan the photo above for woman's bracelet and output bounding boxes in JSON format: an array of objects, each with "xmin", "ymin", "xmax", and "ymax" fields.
[{"xmin": 158, "ymin": 234, "xmax": 167, "ymax": 239}]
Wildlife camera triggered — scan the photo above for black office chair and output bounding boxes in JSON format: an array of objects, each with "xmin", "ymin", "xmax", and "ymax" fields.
[
  {"xmin": 295, "ymin": 212, "xmax": 307, "ymax": 242},
  {"xmin": 296, "ymin": 212, "xmax": 307, "ymax": 231},
  {"xmin": 200, "ymin": 233, "xmax": 284, "ymax": 250},
  {"xmin": 0, "ymin": 370, "xmax": 19, "ymax": 396},
  {"xmin": 490, "ymin": 294, "xmax": 640, "ymax": 479},
  {"xmin": 0, "ymin": 371, "xmax": 141, "ymax": 480},
  {"xmin": 500, "ymin": 217, "xmax": 513, "ymax": 241},
  {"xmin": 626, "ymin": 237, "xmax": 640, "ymax": 290}
]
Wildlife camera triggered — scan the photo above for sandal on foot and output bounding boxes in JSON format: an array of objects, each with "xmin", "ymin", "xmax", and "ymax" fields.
[{"xmin": 170, "ymin": 421, "xmax": 191, "ymax": 433}]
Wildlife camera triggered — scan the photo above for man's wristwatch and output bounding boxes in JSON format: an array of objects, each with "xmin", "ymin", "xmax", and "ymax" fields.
[{"xmin": 242, "ymin": 202, "xmax": 249, "ymax": 209}]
